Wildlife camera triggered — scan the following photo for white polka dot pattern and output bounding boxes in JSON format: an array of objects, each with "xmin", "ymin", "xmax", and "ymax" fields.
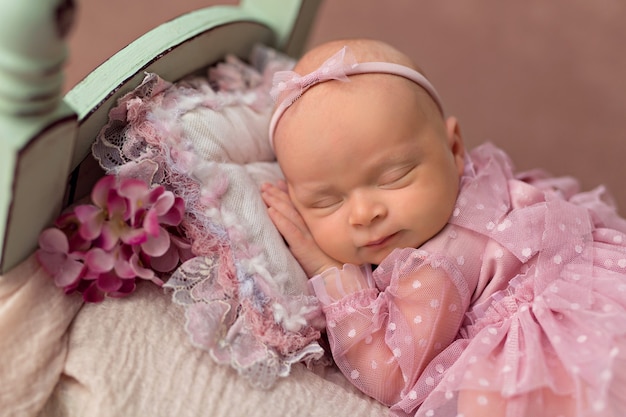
[{"xmin": 308, "ymin": 144, "xmax": 626, "ymax": 417}]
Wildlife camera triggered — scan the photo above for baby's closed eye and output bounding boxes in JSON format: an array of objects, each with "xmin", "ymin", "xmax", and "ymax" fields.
[
  {"xmin": 378, "ymin": 165, "xmax": 416, "ymax": 189},
  {"xmin": 309, "ymin": 196, "xmax": 343, "ymax": 210}
]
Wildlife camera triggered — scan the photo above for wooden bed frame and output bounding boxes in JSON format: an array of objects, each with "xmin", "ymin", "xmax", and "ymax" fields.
[{"xmin": 0, "ymin": 0, "xmax": 320, "ymax": 273}]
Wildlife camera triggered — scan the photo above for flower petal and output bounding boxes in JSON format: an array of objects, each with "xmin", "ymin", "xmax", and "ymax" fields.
[
  {"xmin": 152, "ymin": 191, "xmax": 174, "ymax": 215},
  {"xmin": 38, "ymin": 228, "xmax": 69, "ymax": 253},
  {"xmin": 74, "ymin": 204, "xmax": 99, "ymax": 221},
  {"xmin": 95, "ymin": 223, "xmax": 119, "ymax": 251},
  {"xmin": 150, "ymin": 245, "xmax": 179, "ymax": 273},
  {"xmin": 52, "ymin": 213, "xmax": 91, "ymax": 252},
  {"xmin": 114, "ymin": 256, "xmax": 137, "ymax": 279},
  {"xmin": 97, "ymin": 272, "xmax": 123, "ymax": 292},
  {"xmin": 83, "ymin": 281, "xmax": 105, "ymax": 303},
  {"xmin": 141, "ymin": 227, "xmax": 170, "ymax": 257},
  {"xmin": 108, "ymin": 279, "xmax": 136, "ymax": 298},
  {"xmin": 121, "ymin": 226, "xmax": 148, "ymax": 246},
  {"xmin": 54, "ymin": 211, "xmax": 79, "ymax": 229},
  {"xmin": 147, "ymin": 185, "xmax": 165, "ymax": 205},
  {"xmin": 130, "ymin": 253, "xmax": 155, "ymax": 279},
  {"xmin": 107, "ymin": 191, "xmax": 129, "ymax": 221},
  {"xmin": 74, "ymin": 205, "xmax": 104, "ymax": 240},
  {"xmin": 119, "ymin": 178, "xmax": 150, "ymax": 196},
  {"xmin": 142, "ymin": 209, "xmax": 160, "ymax": 237},
  {"xmin": 118, "ymin": 178, "xmax": 150, "ymax": 217},
  {"xmin": 149, "ymin": 275, "xmax": 165, "ymax": 287},
  {"xmin": 36, "ymin": 250, "xmax": 66, "ymax": 275},
  {"xmin": 85, "ymin": 247, "xmax": 116, "ymax": 273},
  {"xmin": 91, "ymin": 175, "xmax": 116, "ymax": 208},
  {"xmin": 63, "ymin": 276, "xmax": 88, "ymax": 295},
  {"xmin": 55, "ymin": 259, "xmax": 85, "ymax": 288},
  {"xmin": 159, "ymin": 197, "xmax": 185, "ymax": 226}
]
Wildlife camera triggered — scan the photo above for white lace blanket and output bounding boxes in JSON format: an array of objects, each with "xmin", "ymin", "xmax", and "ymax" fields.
[{"xmin": 91, "ymin": 45, "xmax": 326, "ymax": 388}]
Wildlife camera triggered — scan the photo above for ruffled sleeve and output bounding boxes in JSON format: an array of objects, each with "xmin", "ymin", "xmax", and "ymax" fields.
[
  {"xmin": 308, "ymin": 263, "xmax": 376, "ymax": 304},
  {"xmin": 309, "ymin": 248, "xmax": 471, "ymax": 407}
]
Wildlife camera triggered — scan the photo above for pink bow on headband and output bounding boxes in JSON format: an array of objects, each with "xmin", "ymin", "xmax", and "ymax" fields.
[{"xmin": 270, "ymin": 46, "xmax": 358, "ymax": 107}]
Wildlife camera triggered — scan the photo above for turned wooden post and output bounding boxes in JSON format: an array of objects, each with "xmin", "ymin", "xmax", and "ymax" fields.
[{"xmin": 0, "ymin": 0, "xmax": 78, "ymax": 272}]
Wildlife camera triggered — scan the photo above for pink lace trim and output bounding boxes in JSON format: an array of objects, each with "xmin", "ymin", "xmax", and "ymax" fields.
[{"xmin": 91, "ymin": 45, "xmax": 326, "ymax": 388}]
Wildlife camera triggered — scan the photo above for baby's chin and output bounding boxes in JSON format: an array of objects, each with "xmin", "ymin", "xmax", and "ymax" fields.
[
  {"xmin": 369, "ymin": 235, "xmax": 427, "ymax": 263},
  {"xmin": 361, "ymin": 239, "xmax": 429, "ymax": 266},
  {"xmin": 357, "ymin": 247, "xmax": 401, "ymax": 267},
  {"xmin": 335, "ymin": 235, "xmax": 425, "ymax": 266}
]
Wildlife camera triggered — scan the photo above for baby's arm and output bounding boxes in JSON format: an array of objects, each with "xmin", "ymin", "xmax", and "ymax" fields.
[
  {"xmin": 262, "ymin": 182, "xmax": 466, "ymax": 406},
  {"xmin": 311, "ymin": 252, "xmax": 467, "ymax": 406}
]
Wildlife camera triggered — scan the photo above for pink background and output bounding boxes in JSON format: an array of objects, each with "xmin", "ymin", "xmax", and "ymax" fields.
[{"xmin": 65, "ymin": 0, "xmax": 626, "ymax": 215}]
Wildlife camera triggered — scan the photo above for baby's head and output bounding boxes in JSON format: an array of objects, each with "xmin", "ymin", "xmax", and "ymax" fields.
[{"xmin": 270, "ymin": 39, "xmax": 465, "ymax": 266}]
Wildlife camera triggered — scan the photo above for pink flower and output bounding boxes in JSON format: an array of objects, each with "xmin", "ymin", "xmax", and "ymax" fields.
[
  {"xmin": 36, "ymin": 175, "xmax": 191, "ymax": 303},
  {"xmin": 37, "ymin": 228, "xmax": 86, "ymax": 289},
  {"xmin": 150, "ymin": 232, "xmax": 194, "ymax": 273}
]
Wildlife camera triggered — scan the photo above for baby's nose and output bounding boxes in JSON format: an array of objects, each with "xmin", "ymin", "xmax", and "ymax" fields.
[{"xmin": 348, "ymin": 191, "xmax": 387, "ymax": 226}]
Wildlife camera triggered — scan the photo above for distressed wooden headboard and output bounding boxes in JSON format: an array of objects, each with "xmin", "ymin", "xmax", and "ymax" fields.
[{"xmin": 0, "ymin": 0, "xmax": 321, "ymax": 273}]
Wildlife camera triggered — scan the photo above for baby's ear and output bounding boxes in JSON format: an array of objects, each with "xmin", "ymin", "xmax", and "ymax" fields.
[{"xmin": 445, "ymin": 116, "xmax": 465, "ymax": 176}]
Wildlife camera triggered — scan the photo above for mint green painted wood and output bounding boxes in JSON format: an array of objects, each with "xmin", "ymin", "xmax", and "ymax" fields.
[
  {"xmin": 65, "ymin": 17, "xmax": 274, "ymax": 170},
  {"xmin": 65, "ymin": 0, "xmax": 320, "ymax": 169},
  {"xmin": 0, "ymin": 111, "xmax": 77, "ymax": 273},
  {"xmin": 0, "ymin": 0, "xmax": 68, "ymax": 115},
  {"xmin": 0, "ymin": 0, "xmax": 78, "ymax": 272},
  {"xmin": 240, "ymin": 0, "xmax": 321, "ymax": 57},
  {"xmin": 0, "ymin": 0, "xmax": 320, "ymax": 273}
]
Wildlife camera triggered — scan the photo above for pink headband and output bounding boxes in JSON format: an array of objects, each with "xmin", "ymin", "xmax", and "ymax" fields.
[{"xmin": 268, "ymin": 46, "xmax": 444, "ymax": 149}]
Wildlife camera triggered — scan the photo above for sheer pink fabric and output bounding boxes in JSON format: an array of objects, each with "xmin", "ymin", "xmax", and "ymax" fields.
[{"xmin": 310, "ymin": 143, "xmax": 626, "ymax": 417}]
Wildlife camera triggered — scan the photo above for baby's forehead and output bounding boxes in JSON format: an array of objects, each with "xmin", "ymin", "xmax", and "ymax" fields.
[
  {"xmin": 290, "ymin": 72, "xmax": 439, "ymax": 126},
  {"xmin": 278, "ymin": 80, "xmax": 434, "ymax": 150},
  {"xmin": 270, "ymin": 40, "xmax": 444, "ymax": 151},
  {"xmin": 295, "ymin": 39, "xmax": 422, "ymax": 74}
]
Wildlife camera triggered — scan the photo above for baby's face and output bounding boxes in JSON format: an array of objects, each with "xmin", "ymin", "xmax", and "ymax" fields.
[{"xmin": 274, "ymin": 75, "xmax": 464, "ymax": 266}]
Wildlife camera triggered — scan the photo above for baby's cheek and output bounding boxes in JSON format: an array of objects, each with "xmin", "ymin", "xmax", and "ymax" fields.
[{"xmin": 314, "ymin": 225, "xmax": 352, "ymax": 261}]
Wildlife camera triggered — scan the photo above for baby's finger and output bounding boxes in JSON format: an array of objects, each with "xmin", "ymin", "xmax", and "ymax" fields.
[
  {"xmin": 266, "ymin": 205, "xmax": 309, "ymax": 247},
  {"xmin": 275, "ymin": 179, "xmax": 288, "ymax": 193},
  {"xmin": 261, "ymin": 184, "xmax": 296, "ymax": 212},
  {"xmin": 262, "ymin": 188, "xmax": 308, "ymax": 232}
]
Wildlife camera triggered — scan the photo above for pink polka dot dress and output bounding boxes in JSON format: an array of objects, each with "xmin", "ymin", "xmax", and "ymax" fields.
[{"xmin": 309, "ymin": 143, "xmax": 626, "ymax": 417}]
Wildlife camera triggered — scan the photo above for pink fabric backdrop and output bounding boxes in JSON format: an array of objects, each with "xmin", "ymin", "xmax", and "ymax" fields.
[{"xmin": 65, "ymin": 0, "xmax": 626, "ymax": 214}]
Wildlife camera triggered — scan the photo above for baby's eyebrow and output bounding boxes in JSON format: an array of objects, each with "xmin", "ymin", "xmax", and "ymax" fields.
[
  {"xmin": 297, "ymin": 184, "xmax": 335, "ymax": 198},
  {"xmin": 370, "ymin": 156, "xmax": 416, "ymax": 176},
  {"xmin": 291, "ymin": 181, "xmax": 335, "ymax": 197},
  {"xmin": 379, "ymin": 158, "xmax": 414, "ymax": 169}
]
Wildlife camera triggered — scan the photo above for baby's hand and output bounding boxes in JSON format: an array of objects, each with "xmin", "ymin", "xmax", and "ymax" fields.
[{"xmin": 261, "ymin": 181, "xmax": 342, "ymax": 277}]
